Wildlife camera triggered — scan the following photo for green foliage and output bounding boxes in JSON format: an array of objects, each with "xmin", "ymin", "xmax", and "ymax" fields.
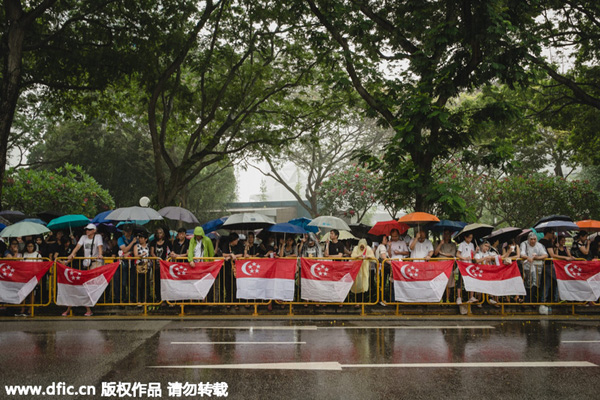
[
  {"xmin": 2, "ymin": 164, "xmax": 114, "ymax": 216},
  {"xmin": 482, "ymin": 173, "xmax": 600, "ymax": 227},
  {"xmin": 317, "ymin": 164, "xmax": 378, "ymax": 222}
]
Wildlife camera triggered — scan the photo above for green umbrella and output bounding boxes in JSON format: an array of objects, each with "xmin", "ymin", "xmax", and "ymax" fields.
[
  {"xmin": 0, "ymin": 221, "xmax": 50, "ymax": 237},
  {"xmin": 47, "ymin": 214, "xmax": 90, "ymax": 231}
]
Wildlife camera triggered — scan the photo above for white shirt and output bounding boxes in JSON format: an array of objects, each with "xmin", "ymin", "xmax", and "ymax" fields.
[
  {"xmin": 411, "ymin": 239, "xmax": 434, "ymax": 261},
  {"xmin": 475, "ymin": 250, "xmax": 500, "ymax": 265},
  {"xmin": 194, "ymin": 241, "xmax": 204, "ymax": 258},
  {"xmin": 457, "ymin": 241, "xmax": 475, "ymax": 261},
  {"xmin": 77, "ymin": 234, "xmax": 103, "ymax": 258},
  {"xmin": 388, "ymin": 240, "xmax": 409, "ymax": 260},
  {"xmin": 375, "ymin": 244, "xmax": 388, "ymax": 260}
]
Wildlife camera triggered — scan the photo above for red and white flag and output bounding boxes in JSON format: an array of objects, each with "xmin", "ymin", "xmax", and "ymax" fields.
[
  {"xmin": 0, "ymin": 261, "xmax": 52, "ymax": 304},
  {"xmin": 56, "ymin": 262, "xmax": 119, "ymax": 307},
  {"xmin": 553, "ymin": 260, "xmax": 600, "ymax": 301},
  {"xmin": 300, "ymin": 258, "xmax": 362, "ymax": 302},
  {"xmin": 457, "ymin": 261, "xmax": 526, "ymax": 296},
  {"xmin": 236, "ymin": 258, "xmax": 296, "ymax": 301},
  {"xmin": 160, "ymin": 260, "xmax": 223, "ymax": 301},
  {"xmin": 392, "ymin": 260, "xmax": 453, "ymax": 302}
]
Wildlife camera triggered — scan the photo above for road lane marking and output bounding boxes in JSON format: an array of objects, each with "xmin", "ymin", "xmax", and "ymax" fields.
[
  {"xmin": 181, "ymin": 326, "xmax": 318, "ymax": 330},
  {"xmin": 319, "ymin": 325, "xmax": 496, "ymax": 330},
  {"xmin": 343, "ymin": 361, "xmax": 597, "ymax": 368},
  {"xmin": 171, "ymin": 341, "xmax": 306, "ymax": 345},
  {"xmin": 149, "ymin": 362, "xmax": 343, "ymax": 370},
  {"xmin": 149, "ymin": 361, "xmax": 595, "ymax": 370},
  {"xmin": 562, "ymin": 340, "xmax": 600, "ymax": 343}
]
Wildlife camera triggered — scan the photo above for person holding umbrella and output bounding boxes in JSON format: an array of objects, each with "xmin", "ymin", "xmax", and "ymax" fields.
[
  {"xmin": 571, "ymin": 231, "xmax": 591, "ymax": 260},
  {"xmin": 435, "ymin": 228, "xmax": 457, "ymax": 303},
  {"xmin": 456, "ymin": 233, "xmax": 476, "ymax": 309},
  {"xmin": 520, "ymin": 232, "xmax": 548, "ymax": 308}
]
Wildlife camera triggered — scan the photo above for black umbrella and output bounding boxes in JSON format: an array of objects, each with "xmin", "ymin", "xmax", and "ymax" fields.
[
  {"xmin": 37, "ymin": 210, "xmax": 64, "ymax": 224},
  {"xmin": 349, "ymin": 223, "xmax": 378, "ymax": 241},
  {"xmin": 455, "ymin": 223, "xmax": 494, "ymax": 243},
  {"xmin": 533, "ymin": 215, "xmax": 572, "ymax": 228},
  {"xmin": 483, "ymin": 227, "xmax": 522, "ymax": 245},
  {"xmin": 0, "ymin": 210, "xmax": 27, "ymax": 223}
]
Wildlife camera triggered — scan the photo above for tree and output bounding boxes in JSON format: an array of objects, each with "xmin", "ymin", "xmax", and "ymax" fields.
[
  {"xmin": 317, "ymin": 163, "xmax": 378, "ymax": 222},
  {"xmin": 112, "ymin": 0, "xmax": 323, "ymax": 207},
  {"xmin": 1, "ymin": 0, "xmax": 142, "ymax": 204},
  {"xmin": 2, "ymin": 164, "xmax": 114, "ymax": 215},
  {"xmin": 252, "ymin": 110, "xmax": 390, "ymax": 217},
  {"xmin": 304, "ymin": 0, "xmax": 544, "ymax": 212}
]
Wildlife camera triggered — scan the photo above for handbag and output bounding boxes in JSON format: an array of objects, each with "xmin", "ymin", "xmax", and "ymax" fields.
[{"xmin": 136, "ymin": 260, "xmax": 149, "ymax": 274}]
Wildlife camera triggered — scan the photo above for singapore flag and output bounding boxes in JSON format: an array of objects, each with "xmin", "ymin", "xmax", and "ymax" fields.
[
  {"xmin": 457, "ymin": 261, "xmax": 526, "ymax": 296},
  {"xmin": 160, "ymin": 260, "xmax": 223, "ymax": 301},
  {"xmin": 236, "ymin": 258, "xmax": 297, "ymax": 301},
  {"xmin": 300, "ymin": 258, "xmax": 362, "ymax": 302},
  {"xmin": 0, "ymin": 261, "xmax": 52, "ymax": 304},
  {"xmin": 56, "ymin": 262, "xmax": 119, "ymax": 307},
  {"xmin": 392, "ymin": 260, "xmax": 454, "ymax": 302},
  {"xmin": 553, "ymin": 260, "xmax": 600, "ymax": 301}
]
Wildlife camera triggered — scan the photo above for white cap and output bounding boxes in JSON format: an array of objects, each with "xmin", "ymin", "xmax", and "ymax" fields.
[{"xmin": 85, "ymin": 223, "xmax": 97, "ymax": 230}]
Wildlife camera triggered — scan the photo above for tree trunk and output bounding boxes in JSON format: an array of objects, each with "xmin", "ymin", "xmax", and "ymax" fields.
[{"xmin": 0, "ymin": 2, "xmax": 26, "ymax": 205}]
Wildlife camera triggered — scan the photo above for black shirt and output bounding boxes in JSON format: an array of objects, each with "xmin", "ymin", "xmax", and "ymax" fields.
[
  {"xmin": 327, "ymin": 241, "xmax": 345, "ymax": 257},
  {"xmin": 150, "ymin": 239, "xmax": 171, "ymax": 260},
  {"xmin": 245, "ymin": 243, "xmax": 262, "ymax": 256},
  {"xmin": 171, "ymin": 238, "xmax": 189, "ymax": 256}
]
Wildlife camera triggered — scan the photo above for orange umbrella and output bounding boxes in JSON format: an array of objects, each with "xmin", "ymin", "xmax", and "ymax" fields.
[
  {"xmin": 398, "ymin": 212, "xmax": 440, "ymax": 225},
  {"xmin": 576, "ymin": 220, "xmax": 600, "ymax": 232}
]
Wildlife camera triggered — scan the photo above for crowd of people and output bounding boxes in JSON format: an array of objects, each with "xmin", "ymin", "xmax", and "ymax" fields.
[{"xmin": 2, "ymin": 221, "xmax": 600, "ymax": 316}]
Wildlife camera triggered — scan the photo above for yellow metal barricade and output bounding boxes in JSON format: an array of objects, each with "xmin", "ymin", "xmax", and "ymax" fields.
[{"xmin": 0, "ymin": 257, "xmax": 53, "ymax": 317}]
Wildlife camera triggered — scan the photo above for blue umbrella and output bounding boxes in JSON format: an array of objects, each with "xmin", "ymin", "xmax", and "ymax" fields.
[
  {"xmin": 288, "ymin": 217, "xmax": 319, "ymax": 233},
  {"xmin": 22, "ymin": 218, "xmax": 47, "ymax": 225},
  {"xmin": 47, "ymin": 214, "xmax": 90, "ymax": 231},
  {"xmin": 201, "ymin": 217, "xmax": 228, "ymax": 234},
  {"xmin": 91, "ymin": 210, "xmax": 114, "ymax": 224},
  {"xmin": 430, "ymin": 220, "xmax": 467, "ymax": 232},
  {"xmin": 267, "ymin": 222, "xmax": 307, "ymax": 235}
]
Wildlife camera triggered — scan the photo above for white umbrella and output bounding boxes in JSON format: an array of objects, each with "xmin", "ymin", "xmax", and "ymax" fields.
[
  {"xmin": 0, "ymin": 221, "xmax": 50, "ymax": 237},
  {"xmin": 158, "ymin": 206, "xmax": 199, "ymax": 224},
  {"xmin": 320, "ymin": 230, "xmax": 357, "ymax": 242},
  {"xmin": 308, "ymin": 215, "xmax": 351, "ymax": 231},
  {"xmin": 106, "ymin": 206, "xmax": 163, "ymax": 222},
  {"xmin": 222, "ymin": 213, "xmax": 275, "ymax": 230}
]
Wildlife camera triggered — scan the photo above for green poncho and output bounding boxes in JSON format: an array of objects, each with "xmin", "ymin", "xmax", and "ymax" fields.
[{"xmin": 187, "ymin": 226, "xmax": 215, "ymax": 261}]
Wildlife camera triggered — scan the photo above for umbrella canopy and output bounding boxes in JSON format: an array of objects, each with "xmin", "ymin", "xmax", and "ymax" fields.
[
  {"xmin": 397, "ymin": 212, "xmax": 440, "ymax": 225},
  {"xmin": 308, "ymin": 215, "xmax": 351, "ymax": 231},
  {"xmin": 456, "ymin": 223, "xmax": 494, "ymax": 242},
  {"xmin": 533, "ymin": 215, "xmax": 573, "ymax": 228},
  {"xmin": 37, "ymin": 210, "xmax": 63, "ymax": 223},
  {"xmin": 320, "ymin": 229, "xmax": 358, "ymax": 242},
  {"xmin": 516, "ymin": 228, "xmax": 542, "ymax": 243},
  {"xmin": 0, "ymin": 210, "xmax": 26, "ymax": 223},
  {"xmin": 0, "ymin": 221, "xmax": 50, "ymax": 237},
  {"xmin": 22, "ymin": 218, "xmax": 47, "ymax": 225},
  {"xmin": 106, "ymin": 206, "xmax": 163, "ymax": 222},
  {"xmin": 368, "ymin": 220, "xmax": 409, "ymax": 236},
  {"xmin": 430, "ymin": 220, "xmax": 467, "ymax": 232},
  {"xmin": 201, "ymin": 217, "xmax": 228, "ymax": 234},
  {"xmin": 534, "ymin": 220, "xmax": 580, "ymax": 232},
  {"xmin": 288, "ymin": 217, "xmax": 319, "ymax": 233},
  {"xmin": 91, "ymin": 210, "xmax": 114, "ymax": 224},
  {"xmin": 47, "ymin": 214, "xmax": 90, "ymax": 231},
  {"xmin": 483, "ymin": 227, "xmax": 522, "ymax": 245},
  {"xmin": 576, "ymin": 220, "xmax": 600, "ymax": 232},
  {"xmin": 267, "ymin": 222, "xmax": 307, "ymax": 235},
  {"xmin": 222, "ymin": 213, "xmax": 275, "ymax": 230},
  {"xmin": 158, "ymin": 206, "xmax": 199, "ymax": 224},
  {"xmin": 349, "ymin": 223, "xmax": 379, "ymax": 241}
]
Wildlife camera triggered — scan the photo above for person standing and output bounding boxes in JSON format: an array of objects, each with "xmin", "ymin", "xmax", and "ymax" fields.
[
  {"xmin": 170, "ymin": 228, "xmax": 190, "ymax": 261},
  {"xmin": 409, "ymin": 228, "xmax": 434, "ymax": 262},
  {"xmin": 325, "ymin": 229, "xmax": 344, "ymax": 258},
  {"xmin": 520, "ymin": 232, "xmax": 548, "ymax": 308},
  {"xmin": 116, "ymin": 224, "xmax": 137, "ymax": 303},
  {"xmin": 456, "ymin": 233, "xmax": 476, "ymax": 310},
  {"xmin": 435, "ymin": 228, "xmax": 457, "ymax": 303},
  {"xmin": 64, "ymin": 224, "xmax": 103, "ymax": 317}
]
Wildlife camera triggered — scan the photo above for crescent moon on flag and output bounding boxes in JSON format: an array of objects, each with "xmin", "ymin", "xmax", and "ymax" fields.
[
  {"xmin": 465, "ymin": 264, "xmax": 476, "ymax": 278},
  {"xmin": 310, "ymin": 263, "xmax": 320, "ymax": 278},
  {"xmin": 169, "ymin": 264, "xmax": 178, "ymax": 279},
  {"xmin": 64, "ymin": 268, "xmax": 73, "ymax": 283},
  {"xmin": 241, "ymin": 261, "xmax": 251, "ymax": 276},
  {"xmin": 564, "ymin": 263, "xmax": 576, "ymax": 278},
  {"xmin": 400, "ymin": 264, "xmax": 411, "ymax": 279}
]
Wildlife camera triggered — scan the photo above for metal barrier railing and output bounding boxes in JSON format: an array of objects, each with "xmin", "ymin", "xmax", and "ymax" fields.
[
  {"xmin": 0, "ymin": 257, "xmax": 53, "ymax": 317},
  {"xmin": 275, "ymin": 257, "xmax": 380, "ymax": 316},
  {"xmin": 2, "ymin": 255, "xmax": 598, "ymax": 317}
]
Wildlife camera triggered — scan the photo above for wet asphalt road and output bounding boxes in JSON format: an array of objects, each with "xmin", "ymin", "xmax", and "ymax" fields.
[{"xmin": 1, "ymin": 319, "xmax": 600, "ymax": 399}]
